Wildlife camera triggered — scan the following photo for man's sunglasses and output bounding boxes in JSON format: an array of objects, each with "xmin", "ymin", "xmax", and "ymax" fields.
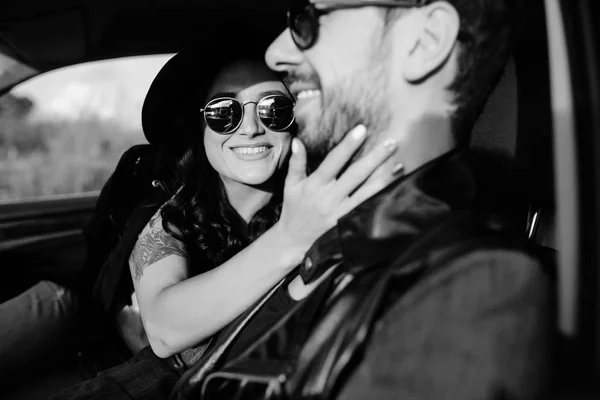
[
  {"xmin": 200, "ymin": 95, "xmax": 295, "ymax": 134},
  {"xmin": 288, "ymin": 0, "xmax": 428, "ymax": 50}
]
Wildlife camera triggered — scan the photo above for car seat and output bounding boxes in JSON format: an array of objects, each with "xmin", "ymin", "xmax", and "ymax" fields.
[
  {"xmin": 469, "ymin": 1, "xmax": 566, "ymax": 396},
  {"xmin": 468, "ymin": 0, "xmax": 555, "ymax": 251}
]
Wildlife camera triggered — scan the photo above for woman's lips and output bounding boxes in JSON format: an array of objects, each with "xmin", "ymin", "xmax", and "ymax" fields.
[{"xmin": 230, "ymin": 145, "xmax": 272, "ymax": 160}]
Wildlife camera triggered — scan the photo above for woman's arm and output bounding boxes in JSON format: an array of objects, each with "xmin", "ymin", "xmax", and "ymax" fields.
[
  {"xmin": 133, "ymin": 127, "xmax": 398, "ymax": 358},
  {"xmin": 131, "ymin": 217, "xmax": 300, "ymax": 358}
]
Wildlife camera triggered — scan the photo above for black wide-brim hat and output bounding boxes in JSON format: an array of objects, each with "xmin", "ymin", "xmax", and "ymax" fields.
[{"xmin": 141, "ymin": 35, "xmax": 280, "ymax": 147}]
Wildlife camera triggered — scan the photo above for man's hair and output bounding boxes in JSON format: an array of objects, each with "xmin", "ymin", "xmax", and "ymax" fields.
[{"xmin": 385, "ymin": 0, "xmax": 521, "ymax": 143}]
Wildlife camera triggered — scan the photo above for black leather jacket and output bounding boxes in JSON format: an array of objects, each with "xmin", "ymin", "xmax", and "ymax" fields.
[{"xmin": 171, "ymin": 151, "xmax": 550, "ymax": 400}]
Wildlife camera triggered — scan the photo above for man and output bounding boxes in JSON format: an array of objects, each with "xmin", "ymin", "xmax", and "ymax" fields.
[{"xmin": 172, "ymin": 0, "xmax": 553, "ymax": 399}]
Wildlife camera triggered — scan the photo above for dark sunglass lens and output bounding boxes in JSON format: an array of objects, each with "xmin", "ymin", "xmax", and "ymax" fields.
[
  {"xmin": 258, "ymin": 96, "xmax": 295, "ymax": 131},
  {"xmin": 289, "ymin": 0, "xmax": 315, "ymax": 49},
  {"xmin": 204, "ymin": 99, "xmax": 242, "ymax": 133}
]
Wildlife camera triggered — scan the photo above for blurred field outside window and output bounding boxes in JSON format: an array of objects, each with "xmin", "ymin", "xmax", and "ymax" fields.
[{"xmin": 0, "ymin": 54, "xmax": 172, "ymax": 203}]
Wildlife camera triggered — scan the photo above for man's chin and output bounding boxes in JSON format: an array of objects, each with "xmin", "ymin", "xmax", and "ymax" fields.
[
  {"xmin": 295, "ymin": 94, "xmax": 363, "ymax": 174},
  {"xmin": 298, "ymin": 127, "xmax": 330, "ymax": 174},
  {"xmin": 295, "ymin": 116, "xmax": 340, "ymax": 174}
]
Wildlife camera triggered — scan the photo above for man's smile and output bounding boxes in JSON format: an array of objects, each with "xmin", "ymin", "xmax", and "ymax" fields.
[{"xmin": 296, "ymin": 89, "xmax": 321, "ymax": 99}]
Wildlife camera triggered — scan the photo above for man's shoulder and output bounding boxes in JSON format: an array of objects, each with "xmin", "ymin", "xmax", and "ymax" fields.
[
  {"xmin": 413, "ymin": 245, "xmax": 547, "ymax": 308},
  {"xmin": 383, "ymin": 214, "xmax": 552, "ymax": 325},
  {"xmin": 387, "ymin": 210, "xmax": 549, "ymax": 279},
  {"xmin": 406, "ymin": 226, "xmax": 549, "ymax": 310},
  {"xmin": 429, "ymin": 236, "xmax": 545, "ymax": 278},
  {"xmin": 336, "ymin": 233, "xmax": 553, "ymax": 400}
]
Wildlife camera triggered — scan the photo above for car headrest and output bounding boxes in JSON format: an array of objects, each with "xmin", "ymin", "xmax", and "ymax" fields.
[
  {"xmin": 468, "ymin": 56, "xmax": 526, "ymax": 213},
  {"xmin": 470, "ymin": 56, "xmax": 519, "ymax": 163},
  {"xmin": 468, "ymin": 0, "xmax": 553, "ymax": 216}
]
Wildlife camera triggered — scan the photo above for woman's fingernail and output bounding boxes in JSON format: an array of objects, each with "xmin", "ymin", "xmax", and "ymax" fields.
[
  {"xmin": 291, "ymin": 139, "xmax": 299, "ymax": 153},
  {"xmin": 351, "ymin": 124, "xmax": 367, "ymax": 140},
  {"xmin": 382, "ymin": 139, "xmax": 397, "ymax": 152},
  {"xmin": 392, "ymin": 163, "xmax": 405, "ymax": 176}
]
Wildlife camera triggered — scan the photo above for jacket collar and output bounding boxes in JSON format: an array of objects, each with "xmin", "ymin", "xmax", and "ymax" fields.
[{"xmin": 300, "ymin": 150, "xmax": 477, "ymax": 283}]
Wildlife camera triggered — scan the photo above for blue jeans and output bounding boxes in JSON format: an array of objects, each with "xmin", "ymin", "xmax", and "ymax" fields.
[{"xmin": 0, "ymin": 281, "xmax": 78, "ymax": 385}]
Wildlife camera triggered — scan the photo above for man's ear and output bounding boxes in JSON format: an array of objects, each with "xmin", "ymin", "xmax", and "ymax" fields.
[{"xmin": 401, "ymin": 2, "xmax": 460, "ymax": 82}]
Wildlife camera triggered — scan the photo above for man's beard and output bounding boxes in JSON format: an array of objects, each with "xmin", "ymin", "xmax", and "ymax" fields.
[{"xmin": 296, "ymin": 53, "xmax": 392, "ymax": 174}]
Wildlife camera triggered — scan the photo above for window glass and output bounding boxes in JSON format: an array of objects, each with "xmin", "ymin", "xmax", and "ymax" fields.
[
  {"xmin": 0, "ymin": 52, "xmax": 38, "ymax": 89},
  {"xmin": 0, "ymin": 54, "xmax": 173, "ymax": 203}
]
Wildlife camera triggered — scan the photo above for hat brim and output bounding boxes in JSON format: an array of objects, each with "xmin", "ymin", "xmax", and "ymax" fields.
[{"xmin": 142, "ymin": 37, "xmax": 277, "ymax": 146}]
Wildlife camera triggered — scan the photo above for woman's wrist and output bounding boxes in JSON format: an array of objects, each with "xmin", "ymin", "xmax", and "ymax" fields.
[{"xmin": 269, "ymin": 221, "xmax": 305, "ymax": 270}]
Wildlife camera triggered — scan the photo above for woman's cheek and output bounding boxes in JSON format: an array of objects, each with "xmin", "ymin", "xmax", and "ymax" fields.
[{"xmin": 280, "ymin": 135, "xmax": 293, "ymax": 166}]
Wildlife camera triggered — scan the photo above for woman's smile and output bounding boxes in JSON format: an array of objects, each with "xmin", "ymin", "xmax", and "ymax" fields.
[{"xmin": 229, "ymin": 144, "xmax": 273, "ymax": 160}]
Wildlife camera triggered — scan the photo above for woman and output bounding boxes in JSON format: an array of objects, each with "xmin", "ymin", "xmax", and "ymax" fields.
[{"xmin": 50, "ymin": 53, "xmax": 397, "ymax": 399}]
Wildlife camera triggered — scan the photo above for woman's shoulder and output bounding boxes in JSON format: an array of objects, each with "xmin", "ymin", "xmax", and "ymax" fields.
[
  {"xmin": 138, "ymin": 207, "xmax": 167, "ymax": 239},
  {"xmin": 129, "ymin": 207, "xmax": 189, "ymax": 280}
]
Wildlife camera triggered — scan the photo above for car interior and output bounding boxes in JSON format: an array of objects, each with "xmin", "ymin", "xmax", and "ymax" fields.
[{"xmin": 0, "ymin": 0, "xmax": 598, "ymax": 399}]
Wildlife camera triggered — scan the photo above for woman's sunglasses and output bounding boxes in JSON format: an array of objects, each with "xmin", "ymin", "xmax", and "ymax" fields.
[
  {"xmin": 288, "ymin": 0, "xmax": 428, "ymax": 50},
  {"xmin": 200, "ymin": 95, "xmax": 295, "ymax": 134}
]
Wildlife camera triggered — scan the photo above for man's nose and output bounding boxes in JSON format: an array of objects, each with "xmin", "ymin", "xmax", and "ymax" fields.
[
  {"xmin": 265, "ymin": 29, "xmax": 303, "ymax": 73},
  {"xmin": 236, "ymin": 104, "xmax": 264, "ymax": 138}
]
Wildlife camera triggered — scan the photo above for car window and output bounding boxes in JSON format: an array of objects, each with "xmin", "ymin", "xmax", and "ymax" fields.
[
  {"xmin": 0, "ymin": 52, "xmax": 38, "ymax": 91},
  {"xmin": 0, "ymin": 54, "xmax": 173, "ymax": 204}
]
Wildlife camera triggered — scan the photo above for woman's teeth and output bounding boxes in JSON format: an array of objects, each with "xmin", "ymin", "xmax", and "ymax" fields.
[
  {"xmin": 233, "ymin": 146, "xmax": 269, "ymax": 155},
  {"xmin": 297, "ymin": 90, "xmax": 321, "ymax": 99}
]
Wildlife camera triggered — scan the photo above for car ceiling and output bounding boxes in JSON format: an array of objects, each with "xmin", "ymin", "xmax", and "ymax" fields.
[{"xmin": 0, "ymin": 0, "xmax": 288, "ymax": 71}]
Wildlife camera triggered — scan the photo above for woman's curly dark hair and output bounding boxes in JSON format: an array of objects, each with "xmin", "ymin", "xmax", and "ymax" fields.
[
  {"xmin": 160, "ymin": 135, "xmax": 285, "ymax": 271},
  {"xmin": 152, "ymin": 55, "xmax": 291, "ymax": 271}
]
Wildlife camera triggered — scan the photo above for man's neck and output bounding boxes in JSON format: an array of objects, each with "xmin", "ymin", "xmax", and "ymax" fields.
[
  {"xmin": 362, "ymin": 113, "xmax": 457, "ymax": 191},
  {"xmin": 288, "ymin": 115, "xmax": 457, "ymax": 302}
]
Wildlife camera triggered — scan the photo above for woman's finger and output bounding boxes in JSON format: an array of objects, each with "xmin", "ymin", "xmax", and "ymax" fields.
[
  {"xmin": 330, "ymin": 138, "xmax": 397, "ymax": 202},
  {"xmin": 284, "ymin": 138, "xmax": 308, "ymax": 187},
  {"xmin": 340, "ymin": 179, "xmax": 390, "ymax": 216},
  {"xmin": 309, "ymin": 124, "xmax": 367, "ymax": 184}
]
